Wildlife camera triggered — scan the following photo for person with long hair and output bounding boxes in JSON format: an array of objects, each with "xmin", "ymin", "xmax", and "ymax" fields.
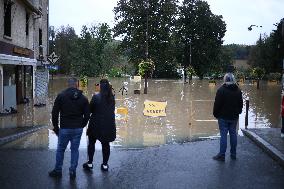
[{"xmin": 83, "ymin": 79, "xmax": 116, "ymax": 171}]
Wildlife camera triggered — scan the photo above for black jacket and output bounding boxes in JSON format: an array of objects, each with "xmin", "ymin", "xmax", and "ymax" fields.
[
  {"xmin": 213, "ymin": 84, "xmax": 243, "ymax": 120},
  {"xmin": 52, "ymin": 87, "xmax": 90, "ymax": 129},
  {"xmin": 88, "ymin": 93, "xmax": 116, "ymax": 142}
]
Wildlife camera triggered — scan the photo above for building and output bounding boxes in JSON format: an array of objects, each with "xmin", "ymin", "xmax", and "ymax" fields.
[{"xmin": 0, "ymin": 0, "xmax": 49, "ymax": 113}]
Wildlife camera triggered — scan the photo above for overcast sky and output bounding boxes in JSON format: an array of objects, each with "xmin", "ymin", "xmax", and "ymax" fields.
[{"xmin": 49, "ymin": 0, "xmax": 283, "ymax": 45}]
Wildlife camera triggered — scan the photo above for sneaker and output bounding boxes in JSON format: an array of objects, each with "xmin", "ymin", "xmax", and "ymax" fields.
[
  {"xmin": 83, "ymin": 162, "xmax": 93, "ymax": 170},
  {"xmin": 213, "ymin": 155, "xmax": 225, "ymax": 162},
  {"xmin": 48, "ymin": 170, "xmax": 62, "ymax": 178},
  {"xmin": 69, "ymin": 171, "xmax": 76, "ymax": 180},
  {"xmin": 281, "ymin": 133, "xmax": 284, "ymax": 138},
  {"xmin": 230, "ymin": 155, "xmax": 237, "ymax": 160},
  {"xmin": 101, "ymin": 164, "xmax": 109, "ymax": 171}
]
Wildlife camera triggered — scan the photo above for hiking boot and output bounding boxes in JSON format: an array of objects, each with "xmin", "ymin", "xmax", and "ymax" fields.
[
  {"xmin": 101, "ymin": 164, "xmax": 109, "ymax": 171},
  {"xmin": 69, "ymin": 171, "xmax": 76, "ymax": 180},
  {"xmin": 83, "ymin": 162, "xmax": 93, "ymax": 170},
  {"xmin": 213, "ymin": 154, "xmax": 225, "ymax": 162},
  {"xmin": 48, "ymin": 170, "xmax": 62, "ymax": 178}
]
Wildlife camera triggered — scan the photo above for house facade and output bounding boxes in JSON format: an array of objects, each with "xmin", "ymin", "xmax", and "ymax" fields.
[{"xmin": 0, "ymin": 0, "xmax": 49, "ymax": 113}]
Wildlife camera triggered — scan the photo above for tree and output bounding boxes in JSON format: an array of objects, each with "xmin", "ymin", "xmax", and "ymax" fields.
[
  {"xmin": 53, "ymin": 25, "xmax": 78, "ymax": 74},
  {"xmin": 176, "ymin": 0, "xmax": 226, "ymax": 79},
  {"xmin": 114, "ymin": 0, "xmax": 179, "ymax": 78},
  {"xmin": 248, "ymin": 19, "xmax": 284, "ymax": 73},
  {"xmin": 72, "ymin": 24, "xmax": 114, "ymax": 77},
  {"xmin": 72, "ymin": 25, "xmax": 99, "ymax": 76}
]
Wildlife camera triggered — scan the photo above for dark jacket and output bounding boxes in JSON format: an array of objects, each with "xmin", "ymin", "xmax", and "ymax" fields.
[
  {"xmin": 52, "ymin": 87, "xmax": 90, "ymax": 129},
  {"xmin": 88, "ymin": 93, "xmax": 116, "ymax": 142},
  {"xmin": 213, "ymin": 84, "xmax": 243, "ymax": 120}
]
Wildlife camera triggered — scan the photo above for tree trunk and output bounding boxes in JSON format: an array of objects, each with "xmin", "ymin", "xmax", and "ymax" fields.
[
  {"xmin": 144, "ymin": 76, "xmax": 148, "ymax": 94},
  {"xmin": 183, "ymin": 65, "xmax": 187, "ymax": 83},
  {"xmin": 257, "ymin": 80, "xmax": 260, "ymax": 89}
]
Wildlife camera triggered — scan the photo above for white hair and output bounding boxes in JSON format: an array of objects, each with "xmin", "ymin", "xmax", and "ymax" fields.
[{"xmin": 223, "ymin": 73, "xmax": 236, "ymax": 85}]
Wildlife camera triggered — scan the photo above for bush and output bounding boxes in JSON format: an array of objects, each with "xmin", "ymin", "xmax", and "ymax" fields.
[
  {"xmin": 250, "ymin": 67, "xmax": 265, "ymax": 80},
  {"xmin": 138, "ymin": 59, "xmax": 155, "ymax": 78},
  {"xmin": 108, "ymin": 68, "xmax": 122, "ymax": 77}
]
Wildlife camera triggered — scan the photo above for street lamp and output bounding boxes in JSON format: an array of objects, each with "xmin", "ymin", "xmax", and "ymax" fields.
[{"xmin": 248, "ymin": 24, "xmax": 263, "ymax": 42}]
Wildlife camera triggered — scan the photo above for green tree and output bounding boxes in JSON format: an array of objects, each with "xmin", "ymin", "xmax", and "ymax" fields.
[
  {"xmin": 53, "ymin": 25, "xmax": 78, "ymax": 74},
  {"xmin": 176, "ymin": 0, "xmax": 226, "ymax": 79},
  {"xmin": 248, "ymin": 19, "xmax": 284, "ymax": 73},
  {"xmin": 72, "ymin": 25, "xmax": 99, "ymax": 76},
  {"xmin": 114, "ymin": 0, "xmax": 179, "ymax": 78}
]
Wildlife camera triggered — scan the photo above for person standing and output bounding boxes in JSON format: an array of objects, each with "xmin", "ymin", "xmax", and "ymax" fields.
[
  {"xmin": 49, "ymin": 78, "xmax": 90, "ymax": 179},
  {"xmin": 83, "ymin": 79, "xmax": 116, "ymax": 171},
  {"xmin": 213, "ymin": 73, "xmax": 243, "ymax": 161}
]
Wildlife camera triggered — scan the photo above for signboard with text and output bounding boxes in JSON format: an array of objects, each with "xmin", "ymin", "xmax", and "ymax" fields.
[{"xmin": 143, "ymin": 100, "xmax": 167, "ymax": 117}]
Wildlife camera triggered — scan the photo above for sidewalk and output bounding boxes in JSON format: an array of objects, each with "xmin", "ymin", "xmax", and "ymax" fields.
[
  {"xmin": 0, "ymin": 136, "xmax": 283, "ymax": 189},
  {"xmin": 0, "ymin": 125, "xmax": 47, "ymax": 146},
  {"xmin": 242, "ymin": 128, "xmax": 284, "ymax": 168}
]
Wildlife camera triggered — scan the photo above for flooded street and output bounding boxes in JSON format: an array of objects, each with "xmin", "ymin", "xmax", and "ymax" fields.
[{"xmin": 0, "ymin": 78, "xmax": 281, "ymax": 149}]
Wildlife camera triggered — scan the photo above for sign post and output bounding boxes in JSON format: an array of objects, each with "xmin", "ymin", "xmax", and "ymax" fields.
[{"xmin": 47, "ymin": 52, "xmax": 59, "ymax": 80}]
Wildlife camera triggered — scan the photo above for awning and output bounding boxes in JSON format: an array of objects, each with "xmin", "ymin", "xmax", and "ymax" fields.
[{"xmin": 0, "ymin": 54, "xmax": 37, "ymax": 66}]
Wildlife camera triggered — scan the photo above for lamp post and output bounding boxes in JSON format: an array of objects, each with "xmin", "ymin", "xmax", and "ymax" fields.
[
  {"xmin": 248, "ymin": 24, "xmax": 263, "ymax": 42},
  {"xmin": 145, "ymin": 0, "xmax": 149, "ymax": 59},
  {"xmin": 144, "ymin": 0, "xmax": 150, "ymax": 94}
]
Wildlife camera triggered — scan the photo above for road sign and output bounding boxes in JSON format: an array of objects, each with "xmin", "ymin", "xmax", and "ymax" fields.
[
  {"xmin": 47, "ymin": 52, "xmax": 59, "ymax": 65},
  {"xmin": 47, "ymin": 65, "xmax": 59, "ymax": 70}
]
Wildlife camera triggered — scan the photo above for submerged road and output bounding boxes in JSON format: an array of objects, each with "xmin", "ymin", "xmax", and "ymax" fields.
[{"xmin": 0, "ymin": 136, "xmax": 283, "ymax": 189}]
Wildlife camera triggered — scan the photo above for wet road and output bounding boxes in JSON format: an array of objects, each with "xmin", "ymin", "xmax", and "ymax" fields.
[
  {"xmin": 0, "ymin": 78, "xmax": 281, "ymax": 149},
  {"xmin": 0, "ymin": 136, "xmax": 283, "ymax": 189}
]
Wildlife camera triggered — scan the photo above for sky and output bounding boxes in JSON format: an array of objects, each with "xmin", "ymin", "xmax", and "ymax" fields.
[{"xmin": 49, "ymin": 0, "xmax": 284, "ymax": 45}]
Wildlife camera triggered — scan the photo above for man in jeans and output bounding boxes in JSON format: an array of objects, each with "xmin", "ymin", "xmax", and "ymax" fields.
[
  {"xmin": 49, "ymin": 78, "xmax": 89, "ymax": 179},
  {"xmin": 213, "ymin": 73, "xmax": 243, "ymax": 161}
]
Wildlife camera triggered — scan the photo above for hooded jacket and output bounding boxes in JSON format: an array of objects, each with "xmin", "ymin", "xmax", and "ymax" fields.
[
  {"xmin": 213, "ymin": 84, "xmax": 243, "ymax": 120},
  {"xmin": 52, "ymin": 87, "xmax": 90, "ymax": 129}
]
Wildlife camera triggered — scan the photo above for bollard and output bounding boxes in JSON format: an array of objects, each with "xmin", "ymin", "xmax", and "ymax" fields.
[{"xmin": 245, "ymin": 99, "xmax": 249, "ymax": 129}]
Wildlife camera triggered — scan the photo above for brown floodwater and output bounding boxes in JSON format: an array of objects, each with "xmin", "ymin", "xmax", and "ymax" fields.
[{"xmin": 0, "ymin": 78, "xmax": 281, "ymax": 149}]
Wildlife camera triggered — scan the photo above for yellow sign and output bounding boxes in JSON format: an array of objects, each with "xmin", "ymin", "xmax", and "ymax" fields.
[
  {"xmin": 143, "ymin": 100, "xmax": 167, "ymax": 117},
  {"xmin": 117, "ymin": 107, "xmax": 128, "ymax": 115}
]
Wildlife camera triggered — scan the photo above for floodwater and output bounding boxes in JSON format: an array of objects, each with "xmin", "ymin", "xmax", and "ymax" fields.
[{"xmin": 0, "ymin": 78, "xmax": 281, "ymax": 149}]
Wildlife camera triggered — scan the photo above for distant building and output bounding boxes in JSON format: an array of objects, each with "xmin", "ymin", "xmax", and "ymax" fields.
[{"xmin": 0, "ymin": 0, "xmax": 49, "ymax": 113}]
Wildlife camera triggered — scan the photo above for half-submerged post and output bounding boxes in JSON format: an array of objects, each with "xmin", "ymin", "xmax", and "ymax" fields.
[{"xmin": 245, "ymin": 99, "xmax": 249, "ymax": 129}]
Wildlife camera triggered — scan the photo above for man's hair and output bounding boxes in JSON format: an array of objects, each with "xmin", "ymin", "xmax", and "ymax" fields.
[
  {"xmin": 223, "ymin": 73, "xmax": 236, "ymax": 85},
  {"xmin": 68, "ymin": 77, "xmax": 78, "ymax": 88}
]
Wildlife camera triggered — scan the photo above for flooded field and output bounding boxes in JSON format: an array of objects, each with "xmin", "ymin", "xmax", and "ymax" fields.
[{"xmin": 0, "ymin": 77, "xmax": 281, "ymax": 149}]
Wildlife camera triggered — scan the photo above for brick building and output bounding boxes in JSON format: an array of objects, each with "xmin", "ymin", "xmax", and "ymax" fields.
[{"xmin": 0, "ymin": 0, "xmax": 49, "ymax": 113}]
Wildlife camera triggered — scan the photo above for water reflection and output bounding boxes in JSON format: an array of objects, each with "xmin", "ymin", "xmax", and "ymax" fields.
[{"xmin": 0, "ymin": 78, "xmax": 281, "ymax": 149}]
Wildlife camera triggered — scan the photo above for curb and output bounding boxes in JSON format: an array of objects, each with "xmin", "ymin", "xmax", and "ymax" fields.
[
  {"xmin": 242, "ymin": 129, "xmax": 284, "ymax": 168},
  {"xmin": 0, "ymin": 125, "xmax": 48, "ymax": 146}
]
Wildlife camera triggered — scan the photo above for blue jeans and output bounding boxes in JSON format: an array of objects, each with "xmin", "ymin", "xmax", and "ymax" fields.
[
  {"xmin": 218, "ymin": 119, "xmax": 238, "ymax": 157},
  {"xmin": 55, "ymin": 128, "xmax": 83, "ymax": 173}
]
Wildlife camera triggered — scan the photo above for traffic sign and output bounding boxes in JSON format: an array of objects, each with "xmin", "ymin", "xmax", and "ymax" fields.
[{"xmin": 47, "ymin": 52, "xmax": 59, "ymax": 65}]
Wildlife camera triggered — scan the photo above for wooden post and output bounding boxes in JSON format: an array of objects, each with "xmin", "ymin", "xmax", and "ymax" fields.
[{"xmin": 245, "ymin": 99, "xmax": 249, "ymax": 129}]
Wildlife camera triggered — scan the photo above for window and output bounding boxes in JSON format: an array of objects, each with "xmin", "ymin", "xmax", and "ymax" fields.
[
  {"xmin": 4, "ymin": 1, "xmax": 12, "ymax": 37},
  {"xmin": 39, "ymin": 29, "xmax": 42, "ymax": 46},
  {"xmin": 26, "ymin": 12, "xmax": 29, "ymax": 36}
]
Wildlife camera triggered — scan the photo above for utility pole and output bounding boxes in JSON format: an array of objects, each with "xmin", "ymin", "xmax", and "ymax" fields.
[{"xmin": 144, "ymin": 0, "xmax": 149, "ymax": 94}]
